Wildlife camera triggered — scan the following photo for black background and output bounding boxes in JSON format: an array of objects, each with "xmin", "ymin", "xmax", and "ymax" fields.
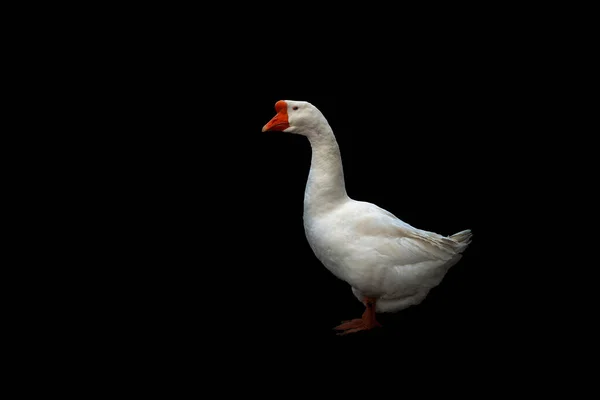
[{"xmin": 15, "ymin": 3, "xmax": 585, "ymax": 393}]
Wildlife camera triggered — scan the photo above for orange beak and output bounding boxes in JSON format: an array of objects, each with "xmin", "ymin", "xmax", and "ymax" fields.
[{"xmin": 262, "ymin": 100, "xmax": 290, "ymax": 132}]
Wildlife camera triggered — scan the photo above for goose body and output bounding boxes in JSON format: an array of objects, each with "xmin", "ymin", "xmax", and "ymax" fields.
[{"xmin": 263, "ymin": 100, "xmax": 472, "ymax": 334}]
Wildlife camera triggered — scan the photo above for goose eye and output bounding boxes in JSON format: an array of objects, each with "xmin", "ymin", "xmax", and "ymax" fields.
[{"xmin": 293, "ymin": 106, "xmax": 298, "ymax": 110}]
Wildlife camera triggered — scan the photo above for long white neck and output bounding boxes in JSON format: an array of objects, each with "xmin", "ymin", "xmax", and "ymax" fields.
[{"xmin": 303, "ymin": 125, "xmax": 349, "ymax": 215}]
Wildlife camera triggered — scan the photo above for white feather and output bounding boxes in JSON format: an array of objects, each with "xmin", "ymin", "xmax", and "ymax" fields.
[{"xmin": 271, "ymin": 100, "xmax": 472, "ymax": 314}]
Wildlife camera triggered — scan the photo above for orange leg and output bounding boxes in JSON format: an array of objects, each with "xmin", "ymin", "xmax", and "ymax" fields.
[{"xmin": 334, "ymin": 297, "xmax": 382, "ymax": 335}]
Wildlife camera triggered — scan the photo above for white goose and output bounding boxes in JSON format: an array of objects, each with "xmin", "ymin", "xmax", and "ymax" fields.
[{"xmin": 263, "ymin": 100, "xmax": 472, "ymax": 335}]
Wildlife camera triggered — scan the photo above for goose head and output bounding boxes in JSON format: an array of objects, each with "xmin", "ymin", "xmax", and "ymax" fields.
[{"xmin": 262, "ymin": 100, "xmax": 329, "ymax": 138}]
